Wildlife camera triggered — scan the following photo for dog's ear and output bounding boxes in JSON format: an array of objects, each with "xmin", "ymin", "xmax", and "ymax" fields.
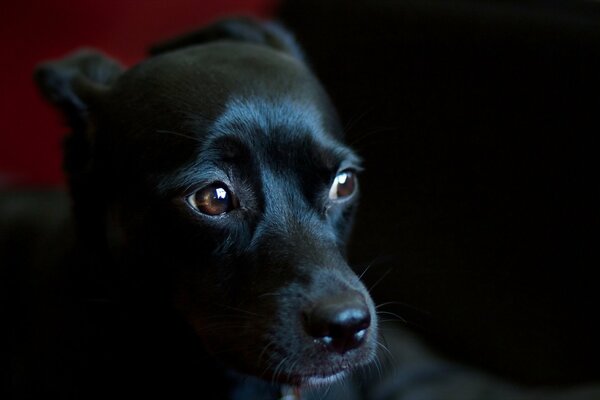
[
  {"xmin": 35, "ymin": 49, "xmax": 123, "ymax": 132},
  {"xmin": 34, "ymin": 49, "xmax": 123, "ymax": 175},
  {"xmin": 149, "ymin": 17, "xmax": 305, "ymax": 62}
]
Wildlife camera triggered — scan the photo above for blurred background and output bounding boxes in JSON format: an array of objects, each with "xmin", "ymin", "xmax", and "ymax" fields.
[
  {"xmin": 0, "ymin": 0, "xmax": 276, "ymax": 186},
  {"xmin": 2, "ymin": 0, "xmax": 599, "ymax": 389}
]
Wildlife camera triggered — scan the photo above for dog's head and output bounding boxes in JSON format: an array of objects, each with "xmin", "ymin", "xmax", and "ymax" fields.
[{"xmin": 35, "ymin": 18, "xmax": 377, "ymax": 388}]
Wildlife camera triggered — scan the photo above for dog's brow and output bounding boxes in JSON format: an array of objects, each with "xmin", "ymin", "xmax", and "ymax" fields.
[
  {"xmin": 155, "ymin": 161, "xmax": 223, "ymax": 196},
  {"xmin": 316, "ymin": 144, "xmax": 361, "ymax": 172},
  {"xmin": 209, "ymin": 97, "xmax": 330, "ymax": 141},
  {"xmin": 208, "ymin": 97, "xmax": 361, "ymax": 163}
]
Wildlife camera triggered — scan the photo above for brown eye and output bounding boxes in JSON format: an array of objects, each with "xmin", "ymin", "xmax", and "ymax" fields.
[
  {"xmin": 329, "ymin": 170, "xmax": 357, "ymax": 200},
  {"xmin": 187, "ymin": 183, "xmax": 236, "ymax": 215}
]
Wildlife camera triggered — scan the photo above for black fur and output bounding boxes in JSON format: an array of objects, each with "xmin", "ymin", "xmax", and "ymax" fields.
[{"xmin": 26, "ymin": 18, "xmax": 377, "ymax": 399}]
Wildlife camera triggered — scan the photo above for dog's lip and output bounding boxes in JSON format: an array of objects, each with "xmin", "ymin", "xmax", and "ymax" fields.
[
  {"xmin": 301, "ymin": 370, "xmax": 348, "ymax": 387},
  {"xmin": 266, "ymin": 365, "xmax": 351, "ymax": 387},
  {"xmin": 279, "ymin": 370, "xmax": 348, "ymax": 399},
  {"xmin": 259, "ymin": 334, "xmax": 378, "ymax": 386}
]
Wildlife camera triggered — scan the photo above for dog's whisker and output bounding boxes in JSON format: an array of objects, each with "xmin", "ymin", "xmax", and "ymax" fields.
[
  {"xmin": 197, "ymin": 314, "xmax": 259, "ymax": 323},
  {"xmin": 259, "ymin": 351, "xmax": 279, "ymax": 381},
  {"xmin": 376, "ymin": 339, "xmax": 396, "ymax": 369},
  {"xmin": 217, "ymin": 304, "xmax": 262, "ymax": 317},
  {"xmin": 257, "ymin": 340, "xmax": 278, "ymax": 369},
  {"xmin": 361, "ymin": 358, "xmax": 376, "ymax": 386},
  {"xmin": 271, "ymin": 358, "xmax": 284, "ymax": 386},
  {"xmin": 355, "ymin": 254, "xmax": 398, "ymax": 281},
  {"xmin": 363, "ymin": 360, "xmax": 374, "ymax": 386},
  {"xmin": 376, "ymin": 301, "xmax": 404, "ymax": 309},
  {"xmin": 271, "ymin": 356, "xmax": 289, "ymax": 387},
  {"xmin": 287, "ymin": 357, "xmax": 301, "ymax": 382},
  {"xmin": 156, "ymin": 129, "xmax": 202, "ymax": 143},
  {"xmin": 182, "ymin": 109, "xmax": 220, "ymax": 124},
  {"xmin": 201, "ymin": 312, "xmax": 260, "ymax": 319},
  {"xmin": 381, "ymin": 334, "xmax": 397, "ymax": 368},
  {"xmin": 377, "ymin": 319, "xmax": 402, "ymax": 324},
  {"xmin": 192, "ymin": 323, "xmax": 254, "ymax": 335},
  {"xmin": 194, "ymin": 324, "xmax": 251, "ymax": 332},
  {"xmin": 323, "ymin": 381, "xmax": 335, "ymax": 400},
  {"xmin": 257, "ymin": 291, "xmax": 280, "ymax": 299},
  {"xmin": 221, "ymin": 344, "xmax": 268, "ymax": 355},
  {"xmin": 376, "ymin": 310, "xmax": 407, "ymax": 324},
  {"xmin": 199, "ymin": 317, "xmax": 256, "ymax": 324},
  {"xmin": 209, "ymin": 344, "xmax": 261, "ymax": 356},
  {"xmin": 373, "ymin": 352, "xmax": 385, "ymax": 384},
  {"xmin": 343, "ymin": 105, "xmax": 375, "ymax": 136},
  {"xmin": 357, "ymin": 259, "xmax": 376, "ymax": 281},
  {"xmin": 367, "ymin": 267, "xmax": 393, "ymax": 293},
  {"xmin": 375, "ymin": 300, "xmax": 432, "ymax": 318}
]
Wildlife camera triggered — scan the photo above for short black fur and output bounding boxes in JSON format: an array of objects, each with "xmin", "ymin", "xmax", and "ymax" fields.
[{"xmin": 28, "ymin": 18, "xmax": 378, "ymax": 399}]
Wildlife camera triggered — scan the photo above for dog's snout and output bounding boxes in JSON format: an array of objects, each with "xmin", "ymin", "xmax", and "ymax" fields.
[{"xmin": 304, "ymin": 291, "xmax": 371, "ymax": 354}]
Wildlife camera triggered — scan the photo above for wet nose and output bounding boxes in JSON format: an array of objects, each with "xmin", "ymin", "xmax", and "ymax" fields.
[{"xmin": 303, "ymin": 291, "xmax": 371, "ymax": 354}]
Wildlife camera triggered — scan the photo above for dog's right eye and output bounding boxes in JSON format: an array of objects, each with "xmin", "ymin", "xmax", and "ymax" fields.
[
  {"xmin": 186, "ymin": 183, "xmax": 236, "ymax": 216},
  {"xmin": 329, "ymin": 170, "xmax": 357, "ymax": 201}
]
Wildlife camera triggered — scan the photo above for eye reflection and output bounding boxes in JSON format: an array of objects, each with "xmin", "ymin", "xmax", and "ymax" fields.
[
  {"xmin": 215, "ymin": 187, "xmax": 227, "ymax": 200},
  {"xmin": 329, "ymin": 170, "xmax": 357, "ymax": 200}
]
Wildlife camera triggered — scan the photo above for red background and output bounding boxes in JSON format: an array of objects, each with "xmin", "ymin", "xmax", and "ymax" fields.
[{"xmin": 0, "ymin": 0, "xmax": 276, "ymax": 187}]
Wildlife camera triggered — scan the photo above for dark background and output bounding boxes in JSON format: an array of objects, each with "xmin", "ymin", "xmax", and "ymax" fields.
[
  {"xmin": 2, "ymin": 0, "xmax": 599, "ymax": 388},
  {"xmin": 280, "ymin": 0, "xmax": 600, "ymax": 386}
]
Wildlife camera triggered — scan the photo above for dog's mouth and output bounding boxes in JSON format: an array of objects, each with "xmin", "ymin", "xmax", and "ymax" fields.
[
  {"xmin": 270, "ymin": 369, "xmax": 349, "ymax": 388},
  {"xmin": 253, "ymin": 324, "xmax": 377, "ymax": 388},
  {"xmin": 277, "ymin": 370, "xmax": 349, "ymax": 398},
  {"xmin": 294, "ymin": 370, "xmax": 349, "ymax": 387},
  {"xmin": 260, "ymin": 355, "xmax": 361, "ymax": 388}
]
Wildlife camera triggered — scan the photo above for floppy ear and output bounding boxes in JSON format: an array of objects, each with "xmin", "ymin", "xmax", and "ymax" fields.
[
  {"xmin": 34, "ymin": 49, "xmax": 123, "ymax": 175},
  {"xmin": 149, "ymin": 17, "xmax": 306, "ymax": 62},
  {"xmin": 35, "ymin": 49, "xmax": 123, "ymax": 133}
]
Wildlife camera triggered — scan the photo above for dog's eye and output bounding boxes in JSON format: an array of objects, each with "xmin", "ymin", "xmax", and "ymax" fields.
[
  {"xmin": 329, "ymin": 170, "xmax": 357, "ymax": 200},
  {"xmin": 187, "ymin": 183, "xmax": 236, "ymax": 216}
]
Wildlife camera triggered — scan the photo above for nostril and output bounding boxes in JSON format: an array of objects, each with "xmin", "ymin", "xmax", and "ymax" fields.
[{"xmin": 304, "ymin": 293, "xmax": 371, "ymax": 354}]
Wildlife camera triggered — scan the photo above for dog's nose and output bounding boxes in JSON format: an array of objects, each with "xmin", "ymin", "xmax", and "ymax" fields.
[{"xmin": 304, "ymin": 292, "xmax": 371, "ymax": 354}]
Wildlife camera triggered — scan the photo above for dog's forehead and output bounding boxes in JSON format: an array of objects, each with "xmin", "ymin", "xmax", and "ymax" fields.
[
  {"xmin": 109, "ymin": 42, "xmax": 329, "ymax": 121},
  {"xmin": 97, "ymin": 42, "xmax": 346, "ymax": 179}
]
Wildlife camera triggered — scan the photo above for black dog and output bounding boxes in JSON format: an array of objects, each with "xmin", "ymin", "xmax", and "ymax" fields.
[{"xmin": 15, "ymin": 18, "xmax": 377, "ymax": 399}]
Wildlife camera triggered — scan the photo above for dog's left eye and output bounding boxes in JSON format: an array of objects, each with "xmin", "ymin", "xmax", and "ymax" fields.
[
  {"xmin": 329, "ymin": 170, "xmax": 357, "ymax": 200},
  {"xmin": 186, "ymin": 183, "xmax": 236, "ymax": 216}
]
